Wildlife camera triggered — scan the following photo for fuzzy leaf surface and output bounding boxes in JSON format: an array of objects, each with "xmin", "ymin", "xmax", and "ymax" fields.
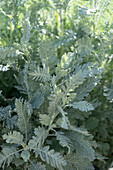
[
  {"xmin": 38, "ymin": 146, "xmax": 67, "ymax": 170},
  {"xmin": 68, "ymin": 101, "xmax": 94, "ymax": 112},
  {"xmin": 3, "ymin": 131, "xmax": 24, "ymax": 145},
  {"xmin": 15, "ymin": 98, "xmax": 30, "ymax": 134}
]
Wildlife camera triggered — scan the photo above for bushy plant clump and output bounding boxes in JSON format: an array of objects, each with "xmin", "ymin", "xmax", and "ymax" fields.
[{"xmin": 0, "ymin": 0, "xmax": 113, "ymax": 169}]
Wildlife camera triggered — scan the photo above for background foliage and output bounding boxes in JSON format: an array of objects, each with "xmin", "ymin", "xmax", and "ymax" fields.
[{"xmin": 0, "ymin": 0, "xmax": 113, "ymax": 169}]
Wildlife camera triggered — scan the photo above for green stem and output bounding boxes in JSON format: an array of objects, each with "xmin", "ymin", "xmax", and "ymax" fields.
[
  {"xmin": 10, "ymin": 20, "xmax": 14, "ymax": 44},
  {"xmin": 92, "ymin": 0, "xmax": 96, "ymax": 37}
]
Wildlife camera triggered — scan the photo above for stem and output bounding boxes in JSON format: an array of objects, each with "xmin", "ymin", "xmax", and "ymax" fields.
[
  {"xmin": 92, "ymin": 0, "xmax": 96, "ymax": 37},
  {"xmin": 10, "ymin": 20, "xmax": 14, "ymax": 44},
  {"xmin": 96, "ymin": 0, "xmax": 107, "ymax": 29},
  {"xmin": 24, "ymin": 63, "xmax": 32, "ymax": 103}
]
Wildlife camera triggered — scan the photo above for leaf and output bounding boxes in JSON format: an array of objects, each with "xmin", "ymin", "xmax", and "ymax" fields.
[
  {"xmin": 104, "ymin": 86, "xmax": 113, "ymax": 102},
  {"xmin": 0, "ymin": 47, "xmax": 22, "ymax": 60},
  {"xmin": 75, "ymin": 135, "xmax": 95, "ymax": 161},
  {"xmin": 21, "ymin": 150, "xmax": 30, "ymax": 162},
  {"xmin": 65, "ymin": 153, "xmax": 94, "ymax": 170},
  {"xmin": 56, "ymin": 131, "xmax": 71, "ymax": 153},
  {"xmin": 0, "ymin": 146, "xmax": 19, "ymax": 169},
  {"xmin": 0, "ymin": 106, "xmax": 17, "ymax": 128},
  {"xmin": 74, "ymin": 78, "xmax": 99, "ymax": 101},
  {"xmin": 54, "ymin": 69, "xmax": 67, "ymax": 83},
  {"xmin": 12, "ymin": 157, "xmax": 24, "ymax": 167},
  {"xmin": 68, "ymin": 101, "xmax": 94, "ymax": 112},
  {"xmin": 39, "ymin": 40, "xmax": 58, "ymax": 72},
  {"xmin": 60, "ymin": 52, "xmax": 73, "ymax": 70},
  {"xmin": 60, "ymin": 63, "xmax": 96, "ymax": 103},
  {"xmin": 61, "ymin": 115, "xmax": 69, "ymax": 129},
  {"xmin": 39, "ymin": 114, "xmax": 51, "ymax": 126},
  {"xmin": 39, "ymin": 146, "xmax": 67, "ymax": 170},
  {"xmin": 52, "ymin": 30, "xmax": 76, "ymax": 48},
  {"xmin": 29, "ymin": 66, "xmax": 51, "ymax": 82},
  {"xmin": 48, "ymin": 93, "xmax": 63, "ymax": 115},
  {"xmin": 15, "ymin": 98, "xmax": 30, "ymax": 134},
  {"xmin": 57, "ymin": 106, "xmax": 69, "ymax": 129},
  {"xmin": 67, "ymin": 132, "xmax": 95, "ymax": 161},
  {"xmin": 34, "ymin": 127, "xmax": 47, "ymax": 145},
  {"xmin": 28, "ymin": 127, "xmax": 47, "ymax": 149},
  {"xmin": 3, "ymin": 131, "xmax": 24, "ymax": 145},
  {"xmin": 57, "ymin": 106, "xmax": 89, "ymax": 136},
  {"xmin": 69, "ymin": 125, "xmax": 89, "ymax": 136},
  {"xmin": 31, "ymin": 91, "xmax": 44, "ymax": 109},
  {"xmin": 76, "ymin": 36, "xmax": 93, "ymax": 55},
  {"xmin": 28, "ymin": 161, "xmax": 46, "ymax": 170},
  {"xmin": 21, "ymin": 12, "xmax": 32, "ymax": 45}
]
